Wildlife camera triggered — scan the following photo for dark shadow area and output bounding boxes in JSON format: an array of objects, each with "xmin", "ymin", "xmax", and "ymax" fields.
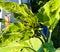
[
  {"xmin": 51, "ymin": 20, "xmax": 60, "ymax": 48},
  {"xmin": 30, "ymin": 0, "xmax": 49, "ymax": 13}
]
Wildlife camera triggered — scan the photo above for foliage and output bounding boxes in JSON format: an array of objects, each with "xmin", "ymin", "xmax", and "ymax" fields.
[
  {"xmin": 0, "ymin": 37, "xmax": 42, "ymax": 52},
  {"xmin": 0, "ymin": 0, "xmax": 60, "ymax": 52},
  {"xmin": 43, "ymin": 42, "xmax": 55, "ymax": 52},
  {"xmin": 30, "ymin": 0, "xmax": 49, "ymax": 13},
  {"xmin": 0, "ymin": 2, "xmax": 38, "ymax": 27},
  {"xmin": 30, "ymin": 0, "xmax": 60, "ymax": 48},
  {"xmin": 37, "ymin": 0, "xmax": 60, "ymax": 30},
  {"xmin": 30, "ymin": 0, "xmax": 60, "ymax": 49}
]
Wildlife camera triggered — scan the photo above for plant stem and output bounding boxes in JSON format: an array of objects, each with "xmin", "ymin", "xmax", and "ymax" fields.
[
  {"xmin": 41, "ymin": 31, "xmax": 47, "ymax": 42},
  {"xmin": 48, "ymin": 30, "xmax": 52, "ymax": 43}
]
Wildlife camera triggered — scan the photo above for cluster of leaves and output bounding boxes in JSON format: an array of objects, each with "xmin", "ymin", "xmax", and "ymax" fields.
[
  {"xmin": 0, "ymin": 2, "xmax": 38, "ymax": 27},
  {"xmin": 37, "ymin": 0, "xmax": 60, "ymax": 30},
  {"xmin": 30, "ymin": 0, "xmax": 60, "ymax": 48},
  {"xmin": 0, "ymin": 0, "xmax": 60, "ymax": 52}
]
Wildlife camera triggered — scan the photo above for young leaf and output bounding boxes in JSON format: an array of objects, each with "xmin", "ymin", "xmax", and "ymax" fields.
[{"xmin": 37, "ymin": 0, "xmax": 60, "ymax": 30}]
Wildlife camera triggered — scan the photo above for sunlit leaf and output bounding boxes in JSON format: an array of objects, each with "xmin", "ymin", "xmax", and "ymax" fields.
[{"xmin": 37, "ymin": 0, "xmax": 60, "ymax": 30}]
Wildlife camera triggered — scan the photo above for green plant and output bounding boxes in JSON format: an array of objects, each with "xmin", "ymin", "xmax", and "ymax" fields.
[
  {"xmin": 30, "ymin": 0, "xmax": 49, "ymax": 13},
  {"xmin": 0, "ymin": 0, "xmax": 60, "ymax": 52}
]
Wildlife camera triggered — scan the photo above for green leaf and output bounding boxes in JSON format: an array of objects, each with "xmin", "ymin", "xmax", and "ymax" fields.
[
  {"xmin": 0, "ymin": 41, "xmax": 21, "ymax": 52},
  {"xmin": 43, "ymin": 42, "xmax": 55, "ymax": 52},
  {"xmin": 20, "ymin": 38, "xmax": 43, "ymax": 52},
  {"xmin": 1, "ymin": 22, "xmax": 34, "ymax": 46},
  {"xmin": 28, "ymin": 38, "xmax": 42, "ymax": 51},
  {"xmin": 0, "ymin": 2, "xmax": 38, "ymax": 27},
  {"xmin": 0, "ymin": 41, "xmax": 30, "ymax": 52},
  {"xmin": 0, "ymin": 37, "xmax": 43, "ymax": 52},
  {"xmin": 37, "ymin": 0, "xmax": 60, "ymax": 30}
]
